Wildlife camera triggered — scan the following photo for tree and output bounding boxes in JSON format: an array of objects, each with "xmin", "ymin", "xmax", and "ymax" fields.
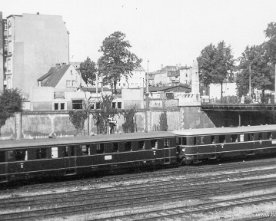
[
  {"xmin": 159, "ymin": 112, "xmax": 168, "ymax": 131},
  {"xmin": 197, "ymin": 41, "xmax": 235, "ymax": 99},
  {"xmin": 68, "ymin": 110, "xmax": 88, "ymax": 135},
  {"xmin": 236, "ymin": 45, "xmax": 273, "ymax": 101},
  {"xmin": 122, "ymin": 107, "xmax": 136, "ymax": 133},
  {"xmin": 98, "ymin": 31, "xmax": 142, "ymax": 94},
  {"xmin": 79, "ymin": 57, "xmax": 97, "ymax": 86},
  {"xmin": 265, "ymin": 22, "xmax": 276, "ymax": 64},
  {"xmin": 0, "ymin": 89, "xmax": 23, "ymax": 131},
  {"xmin": 91, "ymin": 95, "xmax": 117, "ymax": 134}
]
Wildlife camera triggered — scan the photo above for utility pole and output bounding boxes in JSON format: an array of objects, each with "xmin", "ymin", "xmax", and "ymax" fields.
[
  {"xmin": 145, "ymin": 60, "xmax": 149, "ymax": 133},
  {"xmin": 249, "ymin": 63, "xmax": 252, "ymax": 99}
]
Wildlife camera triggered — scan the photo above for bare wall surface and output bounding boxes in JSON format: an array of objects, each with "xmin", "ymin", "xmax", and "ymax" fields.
[{"xmin": 2, "ymin": 108, "xmax": 275, "ymax": 140}]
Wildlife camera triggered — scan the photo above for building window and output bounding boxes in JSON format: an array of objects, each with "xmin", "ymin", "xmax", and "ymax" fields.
[
  {"xmin": 112, "ymin": 102, "xmax": 116, "ymax": 108},
  {"xmin": 72, "ymin": 100, "xmax": 83, "ymax": 109},
  {"xmin": 54, "ymin": 103, "xmax": 65, "ymax": 110},
  {"xmin": 72, "ymin": 80, "xmax": 76, "ymax": 87},
  {"xmin": 117, "ymin": 102, "xmax": 122, "ymax": 109},
  {"xmin": 54, "ymin": 103, "xmax": 59, "ymax": 110}
]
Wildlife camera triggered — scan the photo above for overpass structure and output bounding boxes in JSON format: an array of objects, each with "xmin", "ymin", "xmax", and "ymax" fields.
[
  {"xmin": 201, "ymin": 103, "xmax": 276, "ymax": 111},
  {"xmin": 201, "ymin": 103, "xmax": 276, "ymax": 126}
]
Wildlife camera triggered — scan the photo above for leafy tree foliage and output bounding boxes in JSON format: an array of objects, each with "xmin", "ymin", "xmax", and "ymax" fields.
[
  {"xmin": 0, "ymin": 89, "xmax": 23, "ymax": 129},
  {"xmin": 68, "ymin": 110, "xmax": 88, "ymax": 135},
  {"xmin": 122, "ymin": 107, "xmax": 136, "ymax": 133},
  {"xmin": 98, "ymin": 31, "xmax": 142, "ymax": 94},
  {"xmin": 79, "ymin": 57, "xmax": 97, "ymax": 86},
  {"xmin": 91, "ymin": 95, "xmax": 117, "ymax": 134},
  {"xmin": 236, "ymin": 45, "xmax": 273, "ymax": 100},
  {"xmin": 197, "ymin": 41, "xmax": 235, "ymax": 99},
  {"xmin": 159, "ymin": 112, "xmax": 168, "ymax": 131},
  {"xmin": 265, "ymin": 22, "xmax": 276, "ymax": 64}
]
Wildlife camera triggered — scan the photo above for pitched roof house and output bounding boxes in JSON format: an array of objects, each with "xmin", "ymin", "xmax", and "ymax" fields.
[{"xmin": 30, "ymin": 63, "xmax": 86, "ymax": 111}]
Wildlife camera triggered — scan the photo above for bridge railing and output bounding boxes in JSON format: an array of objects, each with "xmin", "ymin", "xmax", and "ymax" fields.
[{"xmin": 201, "ymin": 95, "xmax": 275, "ymax": 105}]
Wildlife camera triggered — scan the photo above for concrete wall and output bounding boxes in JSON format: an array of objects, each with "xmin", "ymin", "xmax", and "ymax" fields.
[{"xmin": 2, "ymin": 108, "xmax": 276, "ymax": 140}]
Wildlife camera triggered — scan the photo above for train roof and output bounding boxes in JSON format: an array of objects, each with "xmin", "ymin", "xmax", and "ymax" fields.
[
  {"xmin": 0, "ymin": 131, "xmax": 174, "ymax": 149},
  {"xmin": 173, "ymin": 124, "xmax": 276, "ymax": 136}
]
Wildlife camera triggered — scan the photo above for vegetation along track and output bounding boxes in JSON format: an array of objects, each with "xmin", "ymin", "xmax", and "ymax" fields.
[{"xmin": 1, "ymin": 158, "xmax": 276, "ymax": 220}]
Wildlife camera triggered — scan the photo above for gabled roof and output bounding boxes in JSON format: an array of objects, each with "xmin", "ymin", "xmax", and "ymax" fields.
[{"xmin": 38, "ymin": 64, "xmax": 70, "ymax": 87}]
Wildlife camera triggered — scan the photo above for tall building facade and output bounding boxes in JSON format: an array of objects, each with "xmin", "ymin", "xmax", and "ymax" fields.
[{"xmin": 1, "ymin": 12, "xmax": 69, "ymax": 98}]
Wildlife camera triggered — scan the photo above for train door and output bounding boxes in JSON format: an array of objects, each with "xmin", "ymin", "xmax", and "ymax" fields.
[
  {"xmin": 163, "ymin": 138, "xmax": 171, "ymax": 164},
  {"xmin": 64, "ymin": 145, "xmax": 77, "ymax": 175}
]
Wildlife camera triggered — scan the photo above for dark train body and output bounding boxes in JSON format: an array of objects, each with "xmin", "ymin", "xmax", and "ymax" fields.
[{"xmin": 1, "ymin": 125, "xmax": 276, "ymax": 183}]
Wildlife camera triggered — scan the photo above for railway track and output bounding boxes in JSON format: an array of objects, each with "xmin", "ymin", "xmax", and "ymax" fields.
[{"xmin": 1, "ymin": 158, "xmax": 276, "ymax": 220}]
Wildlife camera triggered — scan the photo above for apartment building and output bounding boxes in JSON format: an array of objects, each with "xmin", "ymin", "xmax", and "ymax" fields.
[{"xmin": 0, "ymin": 12, "xmax": 69, "ymax": 99}]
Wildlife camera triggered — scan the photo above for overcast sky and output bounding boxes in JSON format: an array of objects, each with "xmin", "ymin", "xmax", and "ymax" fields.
[{"xmin": 1, "ymin": 0, "xmax": 276, "ymax": 71}]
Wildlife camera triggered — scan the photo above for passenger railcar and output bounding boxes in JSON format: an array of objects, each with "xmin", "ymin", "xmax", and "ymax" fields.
[
  {"xmin": 175, "ymin": 125, "xmax": 276, "ymax": 164},
  {"xmin": 0, "ymin": 132, "xmax": 176, "ymax": 183}
]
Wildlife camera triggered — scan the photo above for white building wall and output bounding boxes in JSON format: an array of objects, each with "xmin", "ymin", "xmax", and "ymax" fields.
[{"xmin": 209, "ymin": 82, "xmax": 237, "ymax": 99}]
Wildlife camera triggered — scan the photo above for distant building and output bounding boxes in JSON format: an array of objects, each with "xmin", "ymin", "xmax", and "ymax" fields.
[
  {"xmin": 116, "ymin": 66, "xmax": 146, "ymax": 89},
  {"xmin": 32, "ymin": 64, "xmax": 84, "ymax": 110},
  {"xmin": 151, "ymin": 65, "xmax": 192, "ymax": 87},
  {"xmin": 0, "ymin": 12, "xmax": 69, "ymax": 98}
]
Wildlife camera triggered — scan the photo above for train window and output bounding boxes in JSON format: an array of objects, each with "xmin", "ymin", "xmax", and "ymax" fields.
[
  {"xmin": 219, "ymin": 135, "xmax": 226, "ymax": 143},
  {"xmin": 240, "ymin": 134, "xmax": 244, "ymax": 142},
  {"xmin": 181, "ymin": 137, "xmax": 186, "ymax": 145},
  {"xmin": 231, "ymin": 134, "xmax": 238, "ymax": 143},
  {"xmin": 177, "ymin": 137, "xmax": 181, "ymax": 145},
  {"xmin": 125, "ymin": 142, "xmax": 132, "ymax": 151},
  {"xmin": 7, "ymin": 151, "xmax": 14, "ymax": 161},
  {"xmin": 96, "ymin": 144, "xmax": 105, "ymax": 154},
  {"xmin": 248, "ymin": 133, "xmax": 255, "ymax": 141},
  {"xmin": 138, "ymin": 141, "xmax": 145, "ymax": 150},
  {"xmin": 112, "ymin": 143, "xmax": 119, "ymax": 152},
  {"xmin": 195, "ymin": 137, "xmax": 201, "ymax": 145},
  {"xmin": 81, "ymin": 145, "xmax": 90, "ymax": 155},
  {"xmin": 0, "ymin": 151, "xmax": 5, "ymax": 162},
  {"xmin": 164, "ymin": 139, "xmax": 170, "ymax": 147},
  {"xmin": 151, "ymin": 140, "xmax": 158, "ymax": 149},
  {"xmin": 257, "ymin": 133, "xmax": 262, "ymax": 140},
  {"xmin": 200, "ymin": 137, "xmax": 204, "ymax": 144},
  {"xmin": 202, "ymin": 136, "xmax": 211, "ymax": 144},
  {"xmin": 211, "ymin": 136, "xmax": 216, "ymax": 144},
  {"xmin": 36, "ymin": 148, "xmax": 48, "ymax": 159},
  {"xmin": 51, "ymin": 147, "xmax": 58, "ymax": 158},
  {"xmin": 267, "ymin": 132, "xmax": 272, "ymax": 140},
  {"xmin": 14, "ymin": 150, "xmax": 27, "ymax": 161}
]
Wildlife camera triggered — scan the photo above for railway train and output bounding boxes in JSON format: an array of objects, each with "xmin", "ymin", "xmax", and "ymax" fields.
[{"xmin": 1, "ymin": 124, "xmax": 276, "ymax": 183}]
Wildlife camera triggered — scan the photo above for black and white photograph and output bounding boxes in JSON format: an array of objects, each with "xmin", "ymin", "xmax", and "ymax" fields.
[{"xmin": 1, "ymin": 0, "xmax": 276, "ymax": 220}]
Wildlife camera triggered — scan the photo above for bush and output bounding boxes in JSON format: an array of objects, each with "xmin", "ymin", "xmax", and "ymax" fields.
[
  {"xmin": 0, "ymin": 89, "xmax": 23, "ymax": 130},
  {"xmin": 159, "ymin": 112, "xmax": 168, "ymax": 131}
]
